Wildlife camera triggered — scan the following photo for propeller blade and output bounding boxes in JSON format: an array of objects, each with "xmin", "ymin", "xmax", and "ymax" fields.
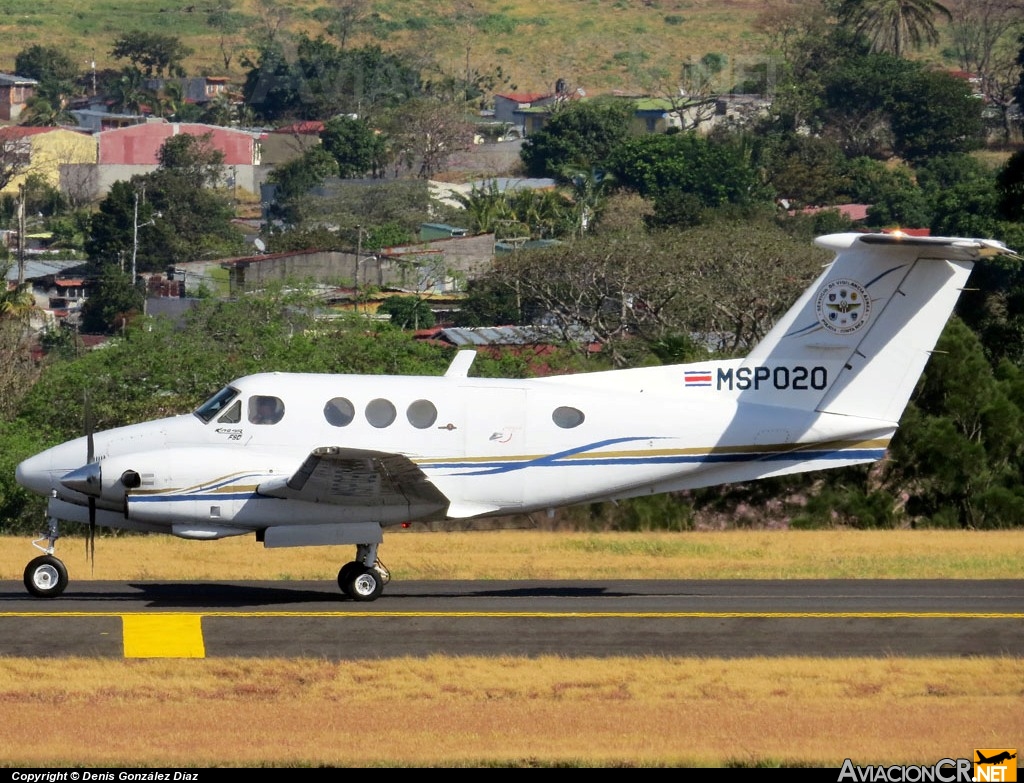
[
  {"xmin": 83, "ymin": 391, "xmax": 96, "ymax": 571},
  {"xmin": 88, "ymin": 497, "xmax": 96, "ymax": 573},
  {"xmin": 84, "ymin": 392, "xmax": 95, "ymax": 464}
]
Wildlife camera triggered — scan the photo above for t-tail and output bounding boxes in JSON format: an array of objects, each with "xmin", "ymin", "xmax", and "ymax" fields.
[{"xmin": 733, "ymin": 232, "xmax": 1015, "ymax": 423}]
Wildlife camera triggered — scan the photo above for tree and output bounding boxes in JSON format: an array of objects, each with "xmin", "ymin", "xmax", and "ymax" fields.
[
  {"xmin": 157, "ymin": 133, "xmax": 225, "ymax": 188},
  {"xmin": 888, "ymin": 67, "xmax": 985, "ymax": 161},
  {"xmin": 317, "ymin": 0, "xmax": 369, "ymax": 50},
  {"xmin": 85, "ymin": 180, "xmax": 142, "ymax": 271},
  {"xmin": 299, "ymin": 179, "xmax": 435, "ymax": 240},
  {"xmin": 151, "ymin": 79, "xmax": 185, "ymax": 120},
  {"xmin": 110, "ymin": 31, "xmax": 194, "ymax": 77},
  {"xmin": 79, "ymin": 265, "xmax": 145, "ymax": 334},
  {"xmin": 950, "ymin": 0, "xmax": 1024, "ymax": 143},
  {"xmin": 819, "ymin": 53, "xmax": 984, "ymax": 162},
  {"xmin": 242, "ymin": 39, "xmax": 423, "ymax": 122},
  {"xmin": 15, "ymin": 45, "xmax": 79, "ymax": 86},
  {"xmin": 450, "ymin": 180, "xmax": 573, "ymax": 239},
  {"xmin": 320, "ymin": 115, "xmax": 386, "ymax": 178},
  {"xmin": 0, "ymin": 274, "xmax": 37, "ymax": 325},
  {"xmin": 755, "ymin": 132, "xmax": 852, "ymax": 207},
  {"xmin": 377, "ymin": 295, "xmax": 436, "ymax": 329},
  {"xmin": 20, "ymin": 91, "xmax": 76, "ymax": 127},
  {"xmin": 451, "ymin": 275, "xmax": 525, "ymax": 327},
  {"xmin": 887, "ymin": 318, "xmax": 1024, "ymax": 528},
  {"xmin": 819, "ymin": 52, "xmax": 917, "ymax": 158},
  {"xmin": 864, "ymin": 185, "xmax": 933, "ymax": 228},
  {"xmin": 996, "ymin": 148, "xmax": 1024, "ymax": 220},
  {"xmin": 265, "ymin": 146, "xmax": 339, "ymax": 225},
  {"xmin": 107, "ymin": 67, "xmax": 153, "ymax": 115},
  {"xmin": 87, "ymin": 135, "xmax": 245, "ymax": 279},
  {"xmin": 837, "ymin": 0, "xmax": 952, "ymax": 58},
  {"xmin": 205, "ymin": 0, "xmax": 249, "ymax": 72},
  {"xmin": 608, "ymin": 132, "xmax": 771, "ymax": 228},
  {"xmin": 520, "ymin": 98, "xmax": 636, "ymax": 178},
  {"xmin": 482, "ymin": 219, "xmax": 827, "ymax": 365},
  {"xmin": 0, "ymin": 130, "xmax": 30, "ymax": 193},
  {"xmin": 382, "ymin": 98, "xmax": 473, "ymax": 179}
]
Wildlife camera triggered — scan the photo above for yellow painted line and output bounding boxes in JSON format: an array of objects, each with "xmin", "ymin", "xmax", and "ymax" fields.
[
  {"xmin": 122, "ymin": 614, "xmax": 205, "ymax": 659},
  {"xmin": 2, "ymin": 611, "xmax": 1023, "ymax": 619}
]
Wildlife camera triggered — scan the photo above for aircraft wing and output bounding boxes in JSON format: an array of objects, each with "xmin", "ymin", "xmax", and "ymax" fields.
[{"xmin": 256, "ymin": 446, "xmax": 450, "ymax": 513}]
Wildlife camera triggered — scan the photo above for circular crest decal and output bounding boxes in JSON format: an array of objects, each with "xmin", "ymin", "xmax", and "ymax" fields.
[{"xmin": 815, "ymin": 278, "xmax": 870, "ymax": 334}]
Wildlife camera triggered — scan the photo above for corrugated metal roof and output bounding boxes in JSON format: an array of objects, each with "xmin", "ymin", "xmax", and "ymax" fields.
[
  {"xmin": 437, "ymin": 325, "xmax": 593, "ymax": 346},
  {"xmin": 5, "ymin": 259, "xmax": 84, "ymax": 282}
]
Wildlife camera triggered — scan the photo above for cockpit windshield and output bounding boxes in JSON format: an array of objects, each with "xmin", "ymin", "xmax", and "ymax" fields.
[{"xmin": 194, "ymin": 386, "xmax": 239, "ymax": 423}]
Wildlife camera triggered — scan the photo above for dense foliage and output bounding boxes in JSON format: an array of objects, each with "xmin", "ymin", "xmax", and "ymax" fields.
[{"xmin": 5, "ymin": 0, "xmax": 1024, "ymax": 534}]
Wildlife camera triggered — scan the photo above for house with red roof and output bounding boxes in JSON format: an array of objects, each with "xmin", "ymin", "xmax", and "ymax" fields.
[
  {"xmin": 91, "ymin": 122, "xmax": 261, "ymax": 198},
  {"xmin": 493, "ymin": 92, "xmax": 555, "ymax": 125}
]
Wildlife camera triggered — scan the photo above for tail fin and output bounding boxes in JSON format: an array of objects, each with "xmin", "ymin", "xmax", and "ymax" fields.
[{"xmin": 739, "ymin": 232, "xmax": 1014, "ymax": 422}]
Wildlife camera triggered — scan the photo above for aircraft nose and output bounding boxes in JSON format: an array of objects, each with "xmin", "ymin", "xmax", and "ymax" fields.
[
  {"xmin": 16, "ymin": 442, "xmax": 86, "ymax": 498},
  {"xmin": 15, "ymin": 451, "xmax": 56, "ymax": 497}
]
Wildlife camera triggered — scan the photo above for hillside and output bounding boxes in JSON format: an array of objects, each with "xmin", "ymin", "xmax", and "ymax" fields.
[{"xmin": 2, "ymin": 0, "xmax": 780, "ymax": 98}]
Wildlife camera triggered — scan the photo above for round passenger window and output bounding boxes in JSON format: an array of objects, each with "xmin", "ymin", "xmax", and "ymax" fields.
[
  {"xmin": 366, "ymin": 398, "xmax": 397, "ymax": 428},
  {"xmin": 324, "ymin": 397, "xmax": 355, "ymax": 427},
  {"xmin": 552, "ymin": 406, "xmax": 585, "ymax": 429},
  {"xmin": 407, "ymin": 399, "xmax": 438, "ymax": 429}
]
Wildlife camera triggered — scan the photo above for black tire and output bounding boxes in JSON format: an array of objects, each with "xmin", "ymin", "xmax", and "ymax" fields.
[
  {"xmin": 23, "ymin": 555, "xmax": 68, "ymax": 598},
  {"xmin": 345, "ymin": 566, "xmax": 384, "ymax": 602},
  {"xmin": 337, "ymin": 561, "xmax": 361, "ymax": 596}
]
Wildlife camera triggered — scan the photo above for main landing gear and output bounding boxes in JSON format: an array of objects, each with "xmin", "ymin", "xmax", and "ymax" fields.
[
  {"xmin": 24, "ymin": 518, "xmax": 68, "ymax": 598},
  {"xmin": 338, "ymin": 542, "xmax": 390, "ymax": 601}
]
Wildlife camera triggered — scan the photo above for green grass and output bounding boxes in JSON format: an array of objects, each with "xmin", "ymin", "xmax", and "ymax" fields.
[{"xmin": 0, "ymin": 0, "xmax": 775, "ymax": 96}]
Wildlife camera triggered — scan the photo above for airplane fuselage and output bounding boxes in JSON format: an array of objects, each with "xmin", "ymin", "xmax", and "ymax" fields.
[
  {"xmin": 17, "ymin": 362, "xmax": 893, "ymax": 542},
  {"xmin": 15, "ymin": 232, "xmax": 1013, "ymax": 599}
]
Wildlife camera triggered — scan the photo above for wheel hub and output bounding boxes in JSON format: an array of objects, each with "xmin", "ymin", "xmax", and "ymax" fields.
[{"xmin": 32, "ymin": 565, "xmax": 58, "ymax": 590}]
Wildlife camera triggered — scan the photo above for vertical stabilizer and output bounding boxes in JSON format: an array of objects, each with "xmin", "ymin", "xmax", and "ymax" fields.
[{"xmin": 739, "ymin": 232, "xmax": 1013, "ymax": 422}]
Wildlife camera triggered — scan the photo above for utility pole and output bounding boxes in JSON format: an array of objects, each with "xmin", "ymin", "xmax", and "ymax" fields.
[
  {"xmin": 16, "ymin": 183, "xmax": 25, "ymax": 286},
  {"xmin": 131, "ymin": 189, "xmax": 140, "ymax": 287},
  {"xmin": 354, "ymin": 225, "xmax": 361, "ymax": 313},
  {"xmin": 132, "ymin": 185, "xmax": 158, "ymax": 314}
]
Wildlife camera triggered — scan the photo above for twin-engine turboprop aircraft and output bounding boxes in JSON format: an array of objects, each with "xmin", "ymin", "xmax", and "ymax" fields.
[{"xmin": 14, "ymin": 232, "xmax": 1015, "ymax": 600}]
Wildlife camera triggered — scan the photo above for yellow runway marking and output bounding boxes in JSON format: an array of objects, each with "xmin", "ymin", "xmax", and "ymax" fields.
[
  {"xmin": 2, "ymin": 611, "xmax": 1020, "ymax": 659},
  {"xmin": 122, "ymin": 613, "xmax": 205, "ymax": 658},
  {"xmin": 2, "ymin": 611, "xmax": 1023, "ymax": 619}
]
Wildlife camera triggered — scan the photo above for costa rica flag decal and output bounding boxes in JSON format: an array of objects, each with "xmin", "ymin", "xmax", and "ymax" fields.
[{"xmin": 684, "ymin": 370, "xmax": 713, "ymax": 387}]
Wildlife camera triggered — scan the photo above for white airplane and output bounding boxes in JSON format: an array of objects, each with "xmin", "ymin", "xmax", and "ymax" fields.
[{"xmin": 14, "ymin": 232, "xmax": 1014, "ymax": 600}]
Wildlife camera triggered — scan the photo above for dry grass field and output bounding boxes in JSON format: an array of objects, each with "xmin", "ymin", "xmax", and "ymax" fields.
[
  {"xmin": 1, "ymin": 529, "xmax": 1022, "ymax": 767},
  {"xmin": 0, "ymin": 0, "xmax": 946, "ymax": 97},
  {"xmin": 1, "ymin": 656, "xmax": 1021, "ymax": 768},
  {"xmin": 3, "ymin": 527, "xmax": 1023, "ymax": 581}
]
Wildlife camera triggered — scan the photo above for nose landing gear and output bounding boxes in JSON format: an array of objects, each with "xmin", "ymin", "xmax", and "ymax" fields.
[{"xmin": 24, "ymin": 518, "xmax": 68, "ymax": 598}]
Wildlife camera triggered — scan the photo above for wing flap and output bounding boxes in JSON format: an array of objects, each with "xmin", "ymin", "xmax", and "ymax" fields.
[{"xmin": 258, "ymin": 447, "xmax": 449, "ymax": 513}]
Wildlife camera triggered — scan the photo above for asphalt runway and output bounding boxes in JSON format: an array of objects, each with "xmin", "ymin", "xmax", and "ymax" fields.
[{"xmin": 0, "ymin": 579, "xmax": 1021, "ymax": 659}]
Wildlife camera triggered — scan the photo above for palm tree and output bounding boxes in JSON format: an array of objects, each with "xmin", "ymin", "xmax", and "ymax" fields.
[
  {"xmin": 559, "ymin": 165, "xmax": 617, "ymax": 237},
  {"xmin": 0, "ymin": 272, "xmax": 38, "ymax": 325},
  {"xmin": 108, "ymin": 67, "xmax": 153, "ymax": 115},
  {"xmin": 20, "ymin": 82, "xmax": 77, "ymax": 127},
  {"xmin": 838, "ymin": 0, "xmax": 952, "ymax": 58}
]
